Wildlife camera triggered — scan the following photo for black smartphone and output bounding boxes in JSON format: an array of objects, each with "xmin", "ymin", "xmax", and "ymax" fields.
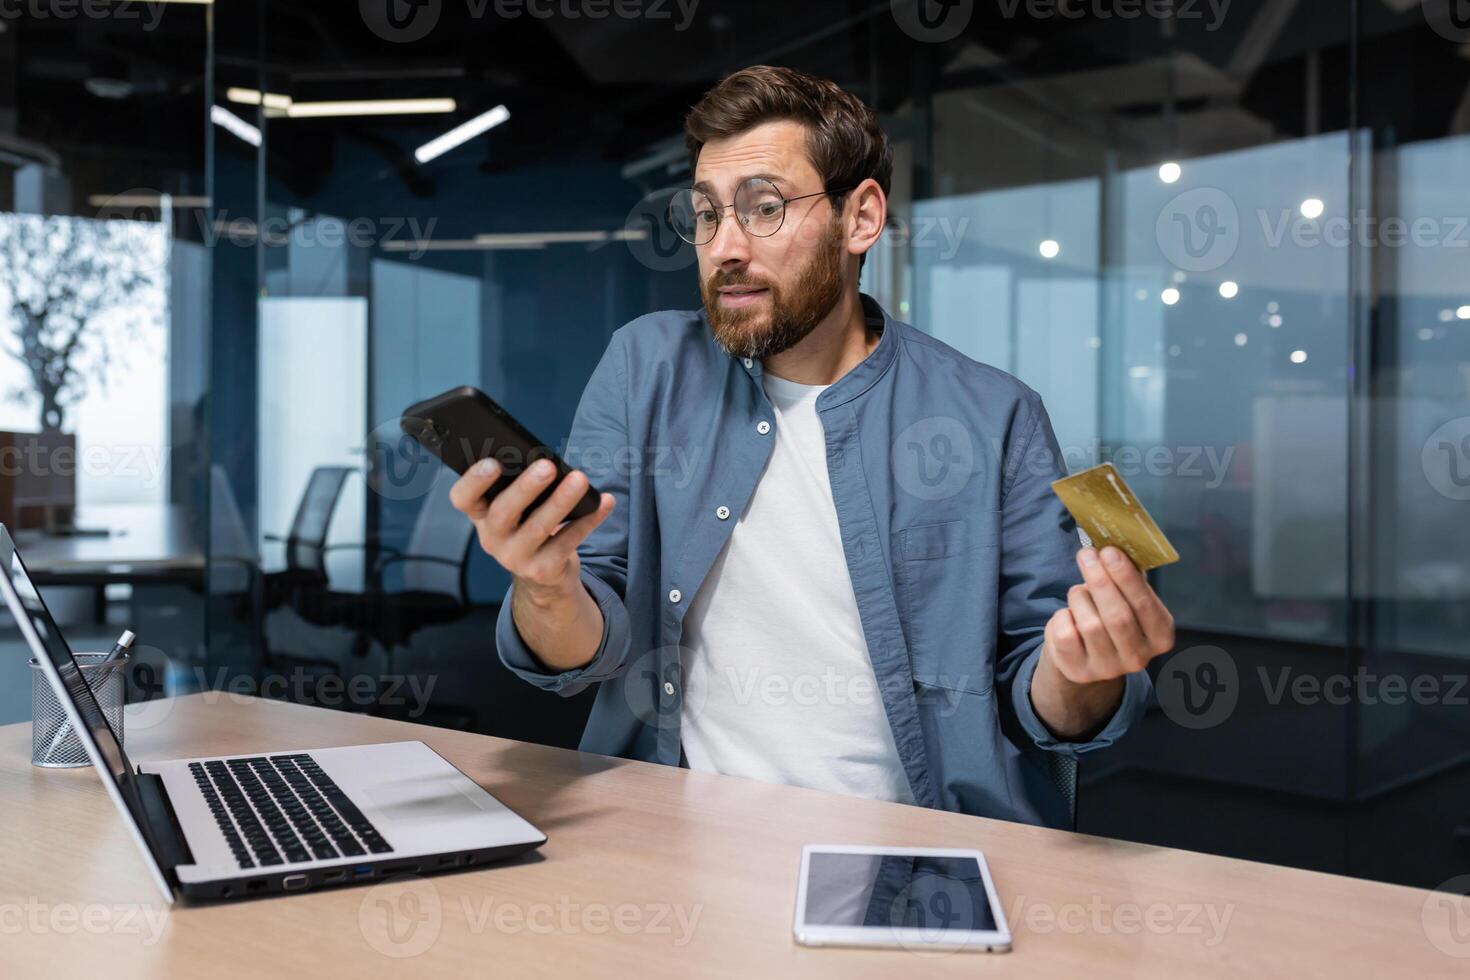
[{"xmin": 400, "ymin": 386, "xmax": 601, "ymax": 521}]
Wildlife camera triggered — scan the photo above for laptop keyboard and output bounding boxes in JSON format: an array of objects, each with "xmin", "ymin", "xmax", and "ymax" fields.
[{"xmin": 189, "ymin": 754, "xmax": 393, "ymax": 869}]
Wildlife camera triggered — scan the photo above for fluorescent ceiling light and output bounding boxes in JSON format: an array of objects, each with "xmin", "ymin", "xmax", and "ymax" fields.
[
  {"xmin": 227, "ymin": 87, "xmax": 292, "ymax": 111},
  {"xmin": 382, "ymin": 227, "xmax": 645, "ymax": 253},
  {"xmin": 211, "ymin": 105, "xmax": 261, "ymax": 147},
  {"xmin": 286, "ymin": 98, "xmax": 456, "ymax": 119},
  {"xmin": 88, "ymin": 193, "xmax": 211, "ymax": 208},
  {"xmin": 415, "ymin": 104, "xmax": 511, "ymax": 164}
]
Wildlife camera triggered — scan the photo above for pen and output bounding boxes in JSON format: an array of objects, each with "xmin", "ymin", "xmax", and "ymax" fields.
[{"xmin": 42, "ymin": 630, "xmax": 136, "ymax": 763}]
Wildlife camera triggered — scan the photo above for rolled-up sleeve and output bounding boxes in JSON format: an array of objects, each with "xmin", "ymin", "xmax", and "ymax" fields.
[
  {"xmin": 494, "ymin": 329, "xmax": 635, "ymax": 697},
  {"xmin": 993, "ymin": 393, "xmax": 1153, "ymax": 756}
]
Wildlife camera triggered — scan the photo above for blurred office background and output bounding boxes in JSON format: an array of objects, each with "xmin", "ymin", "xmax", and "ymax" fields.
[{"xmin": 0, "ymin": 0, "xmax": 1466, "ymax": 891}]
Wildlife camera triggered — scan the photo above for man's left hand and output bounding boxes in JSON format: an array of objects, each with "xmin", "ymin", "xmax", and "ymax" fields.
[{"xmin": 1031, "ymin": 546, "xmax": 1175, "ymax": 740}]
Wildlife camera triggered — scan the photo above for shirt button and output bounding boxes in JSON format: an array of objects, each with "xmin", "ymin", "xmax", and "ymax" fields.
[
  {"xmin": 756, "ymin": 420, "xmax": 771, "ymax": 435},
  {"xmin": 664, "ymin": 681, "xmax": 676, "ymax": 696},
  {"xmin": 668, "ymin": 588, "xmax": 682, "ymax": 604},
  {"xmin": 742, "ymin": 357, "xmax": 754, "ymax": 369},
  {"xmin": 716, "ymin": 505, "xmax": 730, "ymax": 520}
]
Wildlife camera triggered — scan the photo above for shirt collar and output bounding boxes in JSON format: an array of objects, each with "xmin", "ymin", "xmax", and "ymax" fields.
[{"xmin": 719, "ymin": 292, "xmax": 900, "ymax": 409}]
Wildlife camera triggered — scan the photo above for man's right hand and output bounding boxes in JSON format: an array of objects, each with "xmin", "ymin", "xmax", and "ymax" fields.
[
  {"xmin": 449, "ymin": 457, "xmax": 615, "ymax": 595},
  {"xmin": 450, "ymin": 458, "xmax": 615, "ymax": 672}
]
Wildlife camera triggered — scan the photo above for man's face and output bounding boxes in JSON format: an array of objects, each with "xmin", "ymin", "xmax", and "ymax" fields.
[{"xmin": 692, "ymin": 120, "xmax": 850, "ymax": 359}]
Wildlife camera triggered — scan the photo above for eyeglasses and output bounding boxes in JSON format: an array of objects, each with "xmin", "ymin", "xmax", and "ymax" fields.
[{"xmin": 667, "ymin": 176, "xmax": 855, "ymax": 246}]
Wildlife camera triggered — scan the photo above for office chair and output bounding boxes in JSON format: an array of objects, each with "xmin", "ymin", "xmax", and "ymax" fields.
[
  {"xmin": 1048, "ymin": 753, "xmax": 1079, "ymax": 830},
  {"xmin": 309, "ymin": 465, "xmax": 475, "ymax": 650},
  {"xmin": 260, "ymin": 465, "xmax": 356, "ymax": 613}
]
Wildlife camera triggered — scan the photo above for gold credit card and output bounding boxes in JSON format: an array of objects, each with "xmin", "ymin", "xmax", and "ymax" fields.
[{"xmin": 1051, "ymin": 463, "xmax": 1180, "ymax": 571}]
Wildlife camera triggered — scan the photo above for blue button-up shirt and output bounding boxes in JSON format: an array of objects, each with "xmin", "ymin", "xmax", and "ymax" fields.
[{"xmin": 496, "ymin": 294, "xmax": 1150, "ymax": 828}]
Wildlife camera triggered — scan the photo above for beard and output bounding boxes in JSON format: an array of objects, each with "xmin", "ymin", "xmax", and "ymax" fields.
[{"xmin": 701, "ymin": 217, "xmax": 846, "ymax": 360}]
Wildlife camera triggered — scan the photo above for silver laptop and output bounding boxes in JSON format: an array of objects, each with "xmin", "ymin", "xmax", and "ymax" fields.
[{"xmin": 0, "ymin": 524, "xmax": 545, "ymax": 903}]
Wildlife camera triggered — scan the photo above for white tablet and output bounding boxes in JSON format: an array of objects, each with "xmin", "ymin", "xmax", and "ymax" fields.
[{"xmin": 793, "ymin": 845, "xmax": 1011, "ymax": 953}]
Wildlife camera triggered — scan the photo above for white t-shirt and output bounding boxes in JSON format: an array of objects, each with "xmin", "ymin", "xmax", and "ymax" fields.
[{"xmin": 679, "ymin": 372, "xmax": 915, "ymax": 805}]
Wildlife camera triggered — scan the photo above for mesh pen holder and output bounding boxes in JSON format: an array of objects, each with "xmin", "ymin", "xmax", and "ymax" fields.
[{"xmin": 30, "ymin": 653, "xmax": 129, "ymax": 768}]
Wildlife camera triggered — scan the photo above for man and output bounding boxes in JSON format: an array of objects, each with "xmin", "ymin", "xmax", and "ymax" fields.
[{"xmin": 451, "ymin": 65, "xmax": 1173, "ymax": 828}]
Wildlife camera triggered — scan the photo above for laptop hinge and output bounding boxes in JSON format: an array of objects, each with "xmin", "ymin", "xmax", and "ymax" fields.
[{"xmin": 123, "ymin": 769, "xmax": 195, "ymax": 872}]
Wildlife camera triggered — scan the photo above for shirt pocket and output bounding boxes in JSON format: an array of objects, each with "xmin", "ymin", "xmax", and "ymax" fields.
[{"xmin": 892, "ymin": 512, "xmax": 1001, "ymax": 695}]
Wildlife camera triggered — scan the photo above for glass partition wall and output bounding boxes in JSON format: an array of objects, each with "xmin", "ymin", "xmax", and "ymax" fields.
[{"xmin": 187, "ymin": 0, "xmax": 1470, "ymax": 891}]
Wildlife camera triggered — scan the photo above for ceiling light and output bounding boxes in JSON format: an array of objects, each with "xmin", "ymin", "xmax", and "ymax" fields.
[
  {"xmin": 1038, "ymin": 239, "xmax": 1060, "ymax": 259},
  {"xmin": 1457, "ymin": 305, "xmax": 1470, "ymax": 320},
  {"xmin": 1290, "ymin": 349, "xmax": 1308, "ymax": 364},
  {"xmin": 1234, "ymin": 333, "xmax": 1248, "ymax": 346},
  {"xmin": 227, "ymin": 87, "xmax": 292, "ymax": 111},
  {"xmin": 1161, "ymin": 287, "xmax": 1180, "ymax": 306},
  {"xmin": 1158, "ymin": 161, "xmax": 1181, "ymax": 184},
  {"xmin": 211, "ymin": 105, "xmax": 260, "ymax": 147},
  {"xmin": 415, "ymin": 105, "xmax": 511, "ymax": 164},
  {"xmin": 1218, "ymin": 281, "xmax": 1239, "ymax": 299},
  {"xmin": 1300, "ymin": 198, "xmax": 1325, "ymax": 219},
  {"xmin": 286, "ymin": 98, "xmax": 456, "ymax": 119}
]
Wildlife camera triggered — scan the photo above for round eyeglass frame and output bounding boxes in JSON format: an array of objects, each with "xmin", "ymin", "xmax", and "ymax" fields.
[{"xmin": 667, "ymin": 177, "xmax": 857, "ymax": 246}]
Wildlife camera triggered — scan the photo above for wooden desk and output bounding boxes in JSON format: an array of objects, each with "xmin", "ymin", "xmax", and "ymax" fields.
[{"xmin": 0, "ymin": 694, "xmax": 1461, "ymax": 978}]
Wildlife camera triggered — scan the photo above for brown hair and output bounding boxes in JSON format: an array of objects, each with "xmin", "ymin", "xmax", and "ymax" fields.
[{"xmin": 683, "ymin": 65, "xmax": 893, "ymax": 203}]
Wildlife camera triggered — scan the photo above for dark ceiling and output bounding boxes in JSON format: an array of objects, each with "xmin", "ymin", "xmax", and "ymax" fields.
[{"xmin": 1, "ymin": 0, "xmax": 1465, "ymax": 211}]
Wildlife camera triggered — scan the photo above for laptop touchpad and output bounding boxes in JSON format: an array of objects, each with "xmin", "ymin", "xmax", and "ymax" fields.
[{"xmin": 363, "ymin": 776, "xmax": 489, "ymax": 822}]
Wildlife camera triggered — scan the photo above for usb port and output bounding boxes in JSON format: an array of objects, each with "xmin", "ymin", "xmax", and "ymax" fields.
[
  {"xmin": 353, "ymin": 865, "xmax": 374, "ymax": 878},
  {"xmin": 323, "ymin": 869, "xmax": 346, "ymax": 882}
]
